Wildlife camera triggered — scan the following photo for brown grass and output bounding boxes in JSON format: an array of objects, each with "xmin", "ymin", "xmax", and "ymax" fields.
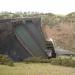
[{"xmin": 0, "ymin": 63, "xmax": 75, "ymax": 75}]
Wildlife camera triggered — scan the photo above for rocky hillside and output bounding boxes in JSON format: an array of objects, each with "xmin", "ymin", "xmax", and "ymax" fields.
[{"xmin": 43, "ymin": 12, "xmax": 75, "ymax": 51}]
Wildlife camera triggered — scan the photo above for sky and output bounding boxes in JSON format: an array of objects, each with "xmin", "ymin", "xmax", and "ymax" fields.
[{"xmin": 0, "ymin": 0, "xmax": 75, "ymax": 15}]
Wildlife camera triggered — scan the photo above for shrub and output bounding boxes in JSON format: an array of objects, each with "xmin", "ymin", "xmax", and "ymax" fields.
[
  {"xmin": 50, "ymin": 56, "xmax": 75, "ymax": 67},
  {"xmin": 61, "ymin": 58, "xmax": 70, "ymax": 66},
  {"xmin": 0, "ymin": 54, "xmax": 14, "ymax": 66},
  {"xmin": 50, "ymin": 57, "xmax": 62, "ymax": 65},
  {"xmin": 24, "ymin": 57, "xmax": 51, "ymax": 63},
  {"xmin": 24, "ymin": 56, "xmax": 75, "ymax": 67},
  {"xmin": 70, "ymin": 59, "xmax": 75, "ymax": 67}
]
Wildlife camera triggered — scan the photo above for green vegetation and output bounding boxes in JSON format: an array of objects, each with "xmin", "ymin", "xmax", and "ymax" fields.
[
  {"xmin": 24, "ymin": 57, "xmax": 51, "ymax": 63},
  {"xmin": 50, "ymin": 57, "xmax": 75, "ymax": 67},
  {"xmin": 0, "ymin": 63, "xmax": 75, "ymax": 75},
  {"xmin": 24, "ymin": 57, "xmax": 75, "ymax": 67},
  {"xmin": 0, "ymin": 12, "xmax": 63, "ymax": 27},
  {"xmin": 0, "ymin": 55, "xmax": 75, "ymax": 68},
  {"xmin": 0, "ymin": 54, "xmax": 14, "ymax": 66},
  {"xmin": 0, "ymin": 11, "xmax": 75, "ymax": 26},
  {"xmin": 0, "ymin": 55, "xmax": 75, "ymax": 75}
]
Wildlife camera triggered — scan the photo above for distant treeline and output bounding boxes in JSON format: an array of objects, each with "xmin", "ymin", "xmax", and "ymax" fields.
[{"xmin": 0, "ymin": 12, "xmax": 75, "ymax": 27}]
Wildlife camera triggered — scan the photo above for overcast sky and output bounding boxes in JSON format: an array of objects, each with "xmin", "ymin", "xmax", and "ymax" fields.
[{"xmin": 0, "ymin": 0, "xmax": 75, "ymax": 15}]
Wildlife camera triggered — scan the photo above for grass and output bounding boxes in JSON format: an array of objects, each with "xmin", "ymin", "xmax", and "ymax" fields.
[{"xmin": 0, "ymin": 63, "xmax": 75, "ymax": 75}]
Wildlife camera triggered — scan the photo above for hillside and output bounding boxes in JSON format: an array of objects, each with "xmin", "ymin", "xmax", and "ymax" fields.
[{"xmin": 43, "ymin": 12, "xmax": 75, "ymax": 51}]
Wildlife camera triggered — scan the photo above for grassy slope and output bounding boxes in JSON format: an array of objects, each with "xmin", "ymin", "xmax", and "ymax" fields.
[{"xmin": 0, "ymin": 63, "xmax": 75, "ymax": 75}]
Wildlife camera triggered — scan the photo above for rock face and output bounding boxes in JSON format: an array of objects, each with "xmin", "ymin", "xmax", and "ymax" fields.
[
  {"xmin": 43, "ymin": 23, "xmax": 75, "ymax": 51},
  {"xmin": 0, "ymin": 18, "xmax": 56, "ymax": 61}
]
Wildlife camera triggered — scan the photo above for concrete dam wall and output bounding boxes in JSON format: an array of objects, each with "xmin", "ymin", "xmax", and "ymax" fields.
[{"xmin": 0, "ymin": 17, "xmax": 56, "ymax": 61}]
